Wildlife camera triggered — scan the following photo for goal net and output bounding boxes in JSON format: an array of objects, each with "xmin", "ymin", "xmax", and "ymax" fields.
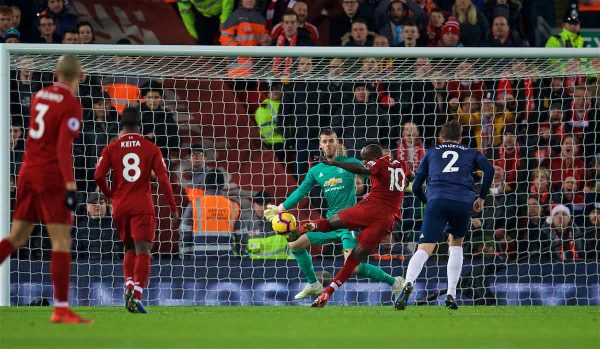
[{"xmin": 4, "ymin": 45, "xmax": 600, "ymax": 306}]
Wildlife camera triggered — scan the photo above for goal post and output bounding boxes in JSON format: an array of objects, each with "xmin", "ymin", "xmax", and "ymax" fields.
[{"xmin": 1, "ymin": 44, "xmax": 599, "ymax": 307}]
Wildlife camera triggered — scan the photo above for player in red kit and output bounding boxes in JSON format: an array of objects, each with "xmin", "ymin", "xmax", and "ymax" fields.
[
  {"xmin": 94, "ymin": 107, "xmax": 178, "ymax": 314},
  {"xmin": 305, "ymin": 144, "xmax": 413, "ymax": 308},
  {"xmin": 0, "ymin": 55, "xmax": 91, "ymax": 323}
]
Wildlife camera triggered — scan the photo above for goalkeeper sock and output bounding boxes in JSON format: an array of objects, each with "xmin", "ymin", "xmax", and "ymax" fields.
[
  {"xmin": 291, "ymin": 248, "xmax": 318, "ymax": 284},
  {"xmin": 447, "ymin": 246, "xmax": 463, "ymax": 298},
  {"xmin": 50, "ymin": 251, "xmax": 71, "ymax": 307},
  {"xmin": 356, "ymin": 263, "xmax": 396, "ymax": 286},
  {"xmin": 123, "ymin": 250, "xmax": 136, "ymax": 291},
  {"xmin": 133, "ymin": 253, "xmax": 151, "ymax": 300},
  {"xmin": 324, "ymin": 255, "xmax": 360, "ymax": 296},
  {"xmin": 404, "ymin": 249, "xmax": 429, "ymax": 285},
  {"xmin": 0, "ymin": 239, "xmax": 15, "ymax": 264},
  {"xmin": 313, "ymin": 219, "xmax": 333, "ymax": 233}
]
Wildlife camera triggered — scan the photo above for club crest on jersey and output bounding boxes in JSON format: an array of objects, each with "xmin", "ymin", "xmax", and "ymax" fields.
[
  {"xmin": 323, "ymin": 178, "xmax": 342, "ymax": 187},
  {"xmin": 67, "ymin": 117, "xmax": 80, "ymax": 131}
]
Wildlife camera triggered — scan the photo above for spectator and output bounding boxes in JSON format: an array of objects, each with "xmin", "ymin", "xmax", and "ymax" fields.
[
  {"xmin": 247, "ymin": 191, "xmax": 275, "ymax": 236},
  {"xmin": 74, "ymin": 192, "xmax": 121, "ymax": 260},
  {"xmin": 585, "ymin": 154, "xmax": 600, "ymax": 193},
  {"xmin": 42, "ymin": 0, "xmax": 78, "ymax": 37},
  {"xmin": 491, "ymin": 128, "xmax": 526, "ymax": 192},
  {"xmin": 552, "ymin": 175, "xmax": 586, "ymax": 221},
  {"xmin": 539, "ymin": 77, "xmax": 568, "ymax": 111},
  {"xmin": 255, "ymin": 81, "xmax": 285, "ymax": 162},
  {"xmin": 34, "ymin": 14, "xmax": 61, "ymax": 43},
  {"xmin": 451, "ymin": 0, "xmax": 489, "ymax": 47},
  {"xmin": 395, "ymin": 122, "xmax": 425, "ymax": 172},
  {"xmin": 318, "ymin": 58, "xmax": 352, "ymax": 129},
  {"xmin": 484, "ymin": 15, "xmax": 524, "ymax": 47},
  {"xmin": 9, "ymin": 118, "xmax": 24, "ymax": 184},
  {"xmin": 0, "ymin": 5, "xmax": 12, "ymax": 42},
  {"xmin": 9, "ymin": 5, "xmax": 20, "ymax": 29},
  {"xmin": 397, "ymin": 19, "xmax": 421, "ymax": 47},
  {"xmin": 373, "ymin": 34, "xmax": 390, "ymax": 47},
  {"xmin": 177, "ymin": 0, "xmax": 235, "ymax": 45},
  {"xmin": 583, "ymin": 208, "xmax": 599, "ymax": 260},
  {"xmin": 330, "ymin": 0, "xmax": 374, "ymax": 46},
  {"xmin": 374, "ymin": 0, "xmax": 426, "ymax": 34},
  {"xmin": 10, "ymin": 60, "xmax": 46, "ymax": 128},
  {"xmin": 77, "ymin": 21, "xmax": 94, "ymax": 44},
  {"xmin": 511, "ymin": 196, "xmax": 545, "ymax": 260},
  {"xmin": 272, "ymin": 10, "xmax": 313, "ymax": 78},
  {"xmin": 61, "ymin": 28, "xmax": 79, "ymax": 44},
  {"xmin": 139, "ymin": 81, "xmax": 180, "ymax": 160},
  {"xmin": 483, "ymin": 0, "xmax": 524, "ymax": 42},
  {"xmin": 376, "ymin": 0, "xmax": 424, "ymax": 47},
  {"xmin": 549, "ymin": 135, "xmax": 586, "ymax": 191},
  {"xmin": 545, "ymin": 8, "xmax": 584, "ymax": 48},
  {"xmin": 3, "ymin": 27, "xmax": 19, "ymax": 43},
  {"xmin": 220, "ymin": 0, "xmax": 268, "ymax": 79},
  {"xmin": 342, "ymin": 18, "xmax": 374, "ymax": 46},
  {"xmin": 529, "ymin": 169, "xmax": 552, "ymax": 214},
  {"xmin": 271, "ymin": 1, "xmax": 319, "ymax": 44},
  {"xmin": 568, "ymin": 85, "xmax": 597, "ymax": 157},
  {"xmin": 425, "ymin": 8, "xmax": 445, "ymax": 46},
  {"xmin": 540, "ymin": 204, "xmax": 584, "ymax": 262},
  {"xmin": 547, "ymin": 102, "xmax": 567, "ymax": 143},
  {"xmin": 336, "ymin": 84, "xmax": 391, "ymax": 157},
  {"xmin": 280, "ymin": 63, "xmax": 321, "ymax": 176},
  {"xmin": 180, "ymin": 169, "xmax": 241, "ymax": 234},
  {"xmin": 439, "ymin": 17, "xmax": 463, "ymax": 47}
]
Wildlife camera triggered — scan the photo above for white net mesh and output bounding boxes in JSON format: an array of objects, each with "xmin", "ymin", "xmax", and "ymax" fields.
[{"xmin": 7, "ymin": 49, "xmax": 600, "ymax": 306}]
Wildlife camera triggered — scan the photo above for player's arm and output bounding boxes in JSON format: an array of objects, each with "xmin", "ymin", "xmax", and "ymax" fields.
[
  {"xmin": 316, "ymin": 156, "xmax": 371, "ymax": 175},
  {"xmin": 264, "ymin": 170, "xmax": 317, "ymax": 220},
  {"xmin": 474, "ymin": 152, "xmax": 495, "ymax": 212},
  {"xmin": 57, "ymin": 105, "xmax": 82, "ymax": 210},
  {"xmin": 152, "ymin": 149, "xmax": 178, "ymax": 218},
  {"xmin": 93, "ymin": 146, "xmax": 113, "ymax": 199},
  {"xmin": 411, "ymin": 152, "xmax": 429, "ymax": 204}
]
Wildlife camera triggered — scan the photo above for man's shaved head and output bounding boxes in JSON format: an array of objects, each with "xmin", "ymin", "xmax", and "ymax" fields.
[
  {"xmin": 360, "ymin": 144, "xmax": 383, "ymax": 162},
  {"xmin": 56, "ymin": 54, "xmax": 81, "ymax": 82}
]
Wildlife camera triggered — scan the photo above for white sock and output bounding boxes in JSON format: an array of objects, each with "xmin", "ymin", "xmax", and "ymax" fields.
[
  {"xmin": 447, "ymin": 246, "xmax": 464, "ymax": 298},
  {"xmin": 405, "ymin": 249, "xmax": 430, "ymax": 285}
]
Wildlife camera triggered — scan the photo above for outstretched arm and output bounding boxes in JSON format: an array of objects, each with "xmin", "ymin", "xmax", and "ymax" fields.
[{"xmin": 316, "ymin": 156, "xmax": 371, "ymax": 176}]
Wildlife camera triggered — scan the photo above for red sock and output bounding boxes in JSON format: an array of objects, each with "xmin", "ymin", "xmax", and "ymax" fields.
[
  {"xmin": 50, "ymin": 251, "xmax": 71, "ymax": 307},
  {"xmin": 313, "ymin": 219, "xmax": 333, "ymax": 233},
  {"xmin": 123, "ymin": 250, "xmax": 136, "ymax": 291},
  {"xmin": 0, "ymin": 239, "xmax": 15, "ymax": 264},
  {"xmin": 324, "ymin": 255, "xmax": 360, "ymax": 296},
  {"xmin": 133, "ymin": 253, "xmax": 150, "ymax": 300}
]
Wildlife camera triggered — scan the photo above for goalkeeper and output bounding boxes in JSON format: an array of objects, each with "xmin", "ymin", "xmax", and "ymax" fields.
[{"xmin": 265, "ymin": 129, "xmax": 403, "ymax": 299}]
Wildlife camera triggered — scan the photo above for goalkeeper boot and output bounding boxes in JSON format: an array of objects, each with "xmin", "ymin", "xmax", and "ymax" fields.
[
  {"xmin": 311, "ymin": 292, "xmax": 330, "ymax": 308},
  {"xmin": 445, "ymin": 295, "xmax": 459, "ymax": 310},
  {"xmin": 394, "ymin": 282, "xmax": 413, "ymax": 311},
  {"xmin": 391, "ymin": 276, "xmax": 406, "ymax": 299},
  {"xmin": 51, "ymin": 307, "xmax": 92, "ymax": 324},
  {"xmin": 294, "ymin": 281, "xmax": 324, "ymax": 300}
]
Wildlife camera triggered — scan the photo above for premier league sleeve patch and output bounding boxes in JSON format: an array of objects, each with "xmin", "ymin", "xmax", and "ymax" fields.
[{"xmin": 67, "ymin": 117, "xmax": 80, "ymax": 131}]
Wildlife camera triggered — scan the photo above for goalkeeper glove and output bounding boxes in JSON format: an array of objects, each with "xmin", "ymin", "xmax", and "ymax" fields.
[
  {"xmin": 65, "ymin": 190, "xmax": 77, "ymax": 211},
  {"xmin": 404, "ymin": 181, "xmax": 413, "ymax": 193},
  {"xmin": 264, "ymin": 204, "xmax": 285, "ymax": 221}
]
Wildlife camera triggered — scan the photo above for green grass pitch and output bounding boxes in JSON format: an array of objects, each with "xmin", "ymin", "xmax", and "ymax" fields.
[{"xmin": 0, "ymin": 306, "xmax": 598, "ymax": 349}]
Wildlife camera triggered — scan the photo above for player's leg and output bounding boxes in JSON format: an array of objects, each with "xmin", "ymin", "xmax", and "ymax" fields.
[
  {"xmin": 303, "ymin": 213, "xmax": 347, "ymax": 234},
  {"xmin": 289, "ymin": 233, "xmax": 323, "ymax": 299},
  {"xmin": 444, "ymin": 201, "xmax": 471, "ymax": 310},
  {"xmin": 129, "ymin": 215, "xmax": 156, "ymax": 314},
  {"xmin": 395, "ymin": 199, "xmax": 447, "ymax": 310},
  {"xmin": 341, "ymin": 231, "xmax": 402, "ymax": 293},
  {"xmin": 0, "ymin": 220, "xmax": 35, "ymax": 263},
  {"xmin": 47, "ymin": 223, "xmax": 91, "ymax": 324},
  {"xmin": 116, "ymin": 215, "xmax": 136, "ymax": 306}
]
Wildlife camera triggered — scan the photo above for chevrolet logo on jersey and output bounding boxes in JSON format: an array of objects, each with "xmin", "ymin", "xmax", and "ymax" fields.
[{"xmin": 323, "ymin": 178, "xmax": 343, "ymax": 187}]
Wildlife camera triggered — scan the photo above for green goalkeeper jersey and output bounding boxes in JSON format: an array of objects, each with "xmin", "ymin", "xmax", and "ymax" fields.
[{"xmin": 282, "ymin": 156, "xmax": 363, "ymax": 218}]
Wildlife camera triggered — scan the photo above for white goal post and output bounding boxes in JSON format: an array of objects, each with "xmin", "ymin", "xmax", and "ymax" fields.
[{"xmin": 1, "ymin": 44, "xmax": 599, "ymax": 307}]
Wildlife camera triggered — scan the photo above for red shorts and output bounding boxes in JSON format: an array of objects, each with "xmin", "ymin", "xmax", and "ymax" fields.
[
  {"xmin": 13, "ymin": 175, "xmax": 72, "ymax": 225},
  {"xmin": 114, "ymin": 214, "xmax": 156, "ymax": 243},
  {"xmin": 337, "ymin": 202, "xmax": 396, "ymax": 253}
]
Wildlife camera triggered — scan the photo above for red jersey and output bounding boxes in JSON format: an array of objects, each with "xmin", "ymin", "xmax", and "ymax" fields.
[
  {"xmin": 94, "ymin": 132, "xmax": 177, "ymax": 217},
  {"xmin": 363, "ymin": 155, "xmax": 412, "ymax": 218},
  {"xmin": 21, "ymin": 82, "xmax": 82, "ymax": 187}
]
